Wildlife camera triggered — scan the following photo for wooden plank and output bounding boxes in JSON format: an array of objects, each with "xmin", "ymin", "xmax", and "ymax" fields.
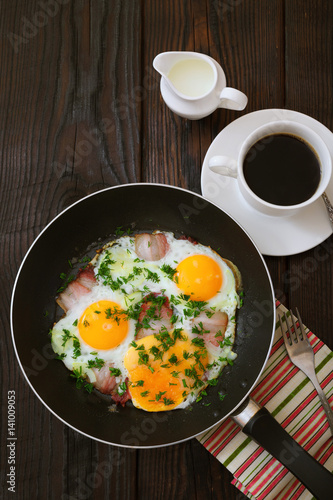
[
  {"xmin": 1, "ymin": 2, "xmax": 141, "ymax": 499},
  {"xmin": 285, "ymin": 0, "xmax": 333, "ymax": 128},
  {"xmin": 284, "ymin": 0, "xmax": 333, "ymax": 342},
  {"xmin": 141, "ymin": 0, "xmax": 197, "ymax": 187}
]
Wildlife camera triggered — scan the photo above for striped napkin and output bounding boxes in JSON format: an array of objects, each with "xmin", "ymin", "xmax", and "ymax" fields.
[{"xmin": 197, "ymin": 301, "xmax": 333, "ymax": 499}]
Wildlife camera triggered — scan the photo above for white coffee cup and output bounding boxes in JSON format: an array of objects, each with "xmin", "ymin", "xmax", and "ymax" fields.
[{"xmin": 208, "ymin": 120, "xmax": 332, "ymax": 216}]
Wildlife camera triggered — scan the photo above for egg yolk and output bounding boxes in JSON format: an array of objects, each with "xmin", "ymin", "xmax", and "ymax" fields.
[
  {"xmin": 124, "ymin": 332, "xmax": 208, "ymax": 412},
  {"xmin": 78, "ymin": 300, "xmax": 128, "ymax": 350},
  {"xmin": 175, "ymin": 254, "xmax": 223, "ymax": 301}
]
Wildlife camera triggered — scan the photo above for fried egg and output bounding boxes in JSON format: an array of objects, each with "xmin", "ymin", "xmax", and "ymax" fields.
[
  {"xmin": 124, "ymin": 332, "xmax": 208, "ymax": 411},
  {"xmin": 51, "ymin": 286, "xmax": 137, "ymax": 385},
  {"xmin": 51, "ymin": 231, "xmax": 241, "ymax": 412}
]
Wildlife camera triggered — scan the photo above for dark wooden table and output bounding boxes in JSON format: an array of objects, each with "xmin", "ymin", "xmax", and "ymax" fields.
[{"xmin": 1, "ymin": 1, "xmax": 332, "ymax": 499}]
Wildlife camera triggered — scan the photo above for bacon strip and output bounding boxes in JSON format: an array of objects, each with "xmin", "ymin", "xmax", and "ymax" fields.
[
  {"xmin": 134, "ymin": 233, "xmax": 169, "ymax": 261},
  {"xmin": 92, "ymin": 365, "xmax": 131, "ymax": 406},
  {"xmin": 56, "ymin": 281, "xmax": 91, "ymax": 313},
  {"xmin": 76, "ymin": 265, "xmax": 96, "ymax": 289},
  {"xmin": 92, "ymin": 362, "xmax": 117, "ymax": 394},
  {"xmin": 192, "ymin": 310, "xmax": 228, "ymax": 347},
  {"xmin": 136, "ymin": 293, "xmax": 173, "ymax": 339},
  {"xmin": 111, "ymin": 379, "xmax": 131, "ymax": 406},
  {"xmin": 56, "ymin": 265, "xmax": 97, "ymax": 313}
]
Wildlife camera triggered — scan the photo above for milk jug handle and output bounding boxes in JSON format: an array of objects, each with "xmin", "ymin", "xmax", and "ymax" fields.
[{"xmin": 219, "ymin": 87, "xmax": 248, "ymax": 111}]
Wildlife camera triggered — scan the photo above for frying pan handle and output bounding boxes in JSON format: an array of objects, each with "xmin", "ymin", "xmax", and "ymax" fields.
[{"xmin": 231, "ymin": 397, "xmax": 333, "ymax": 499}]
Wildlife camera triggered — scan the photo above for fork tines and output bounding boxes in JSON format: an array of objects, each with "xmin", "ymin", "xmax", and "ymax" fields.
[{"xmin": 279, "ymin": 308, "xmax": 309, "ymax": 346}]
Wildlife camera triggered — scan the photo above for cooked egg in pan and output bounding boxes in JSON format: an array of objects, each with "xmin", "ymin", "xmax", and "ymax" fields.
[{"xmin": 51, "ymin": 231, "xmax": 242, "ymax": 412}]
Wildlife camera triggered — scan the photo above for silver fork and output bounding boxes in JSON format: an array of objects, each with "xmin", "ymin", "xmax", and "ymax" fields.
[{"xmin": 279, "ymin": 308, "xmax": 333, "ymax": 435}]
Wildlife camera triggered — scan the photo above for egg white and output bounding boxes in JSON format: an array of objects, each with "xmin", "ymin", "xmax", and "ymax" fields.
[{"xmin": 51, "ymin": 285, "xmax": 137, "ymax": 381}]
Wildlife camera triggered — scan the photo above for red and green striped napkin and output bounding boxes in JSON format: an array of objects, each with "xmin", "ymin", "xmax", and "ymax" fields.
[{"xmin": 197, "ymin": 301, "xmax": 333, "ymax": 499}]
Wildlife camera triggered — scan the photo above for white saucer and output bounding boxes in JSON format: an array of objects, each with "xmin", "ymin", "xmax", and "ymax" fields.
[{"xmin": 201, "ymin": 109, "xmax": 333, "ymax": 256}]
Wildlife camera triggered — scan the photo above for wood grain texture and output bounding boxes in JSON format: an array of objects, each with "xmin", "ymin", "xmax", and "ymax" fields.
[{"xmin": 1, "ymin": 1, "xmax": 332, "ymax": 499}]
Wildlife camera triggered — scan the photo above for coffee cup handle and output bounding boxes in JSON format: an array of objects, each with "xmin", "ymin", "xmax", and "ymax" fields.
[
  {"xmin": 208, "ymin": 155, "xmax": 238, "ymax": 178},
  {"xmin": 219, "ymin": 87, "xmax": 248, "ymax": 111}
]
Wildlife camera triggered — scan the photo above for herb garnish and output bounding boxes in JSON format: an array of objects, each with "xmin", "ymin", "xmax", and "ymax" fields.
[
  {"xmin": 70, "ymin": 366, "xmax": 93, "ymax": 393},
  {"xmin": 160, "ymin": 264, "xmax": 177, "ymax": 280},
  {"xmin": 109, "ymin": 367, "xmax": 122, "ymax": 377},
  {"xmin": 61, "ymin": 329, "xmax": 72, "ymax": 347},
  {"xmin": 72, "ymin": 336, "xmax": 81, "ymax": 359},
  {"xmin": 117, "ymin": 382, "xmax": 127, "ymax": 395},
  {"xmin": 87, "ymin": 357, "xmax": 105, "ymax": 370}
]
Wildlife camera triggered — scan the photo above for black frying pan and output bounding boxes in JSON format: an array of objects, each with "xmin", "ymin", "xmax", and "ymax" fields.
[{"xmin": 10, "ymin": 184, "xmax": 333, "ymax": 498}]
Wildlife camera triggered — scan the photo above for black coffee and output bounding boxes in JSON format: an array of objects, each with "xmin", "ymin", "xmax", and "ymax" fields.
[{"xmin": 243, "ymin": 133, "xmax": 321, "ymax": 206}]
